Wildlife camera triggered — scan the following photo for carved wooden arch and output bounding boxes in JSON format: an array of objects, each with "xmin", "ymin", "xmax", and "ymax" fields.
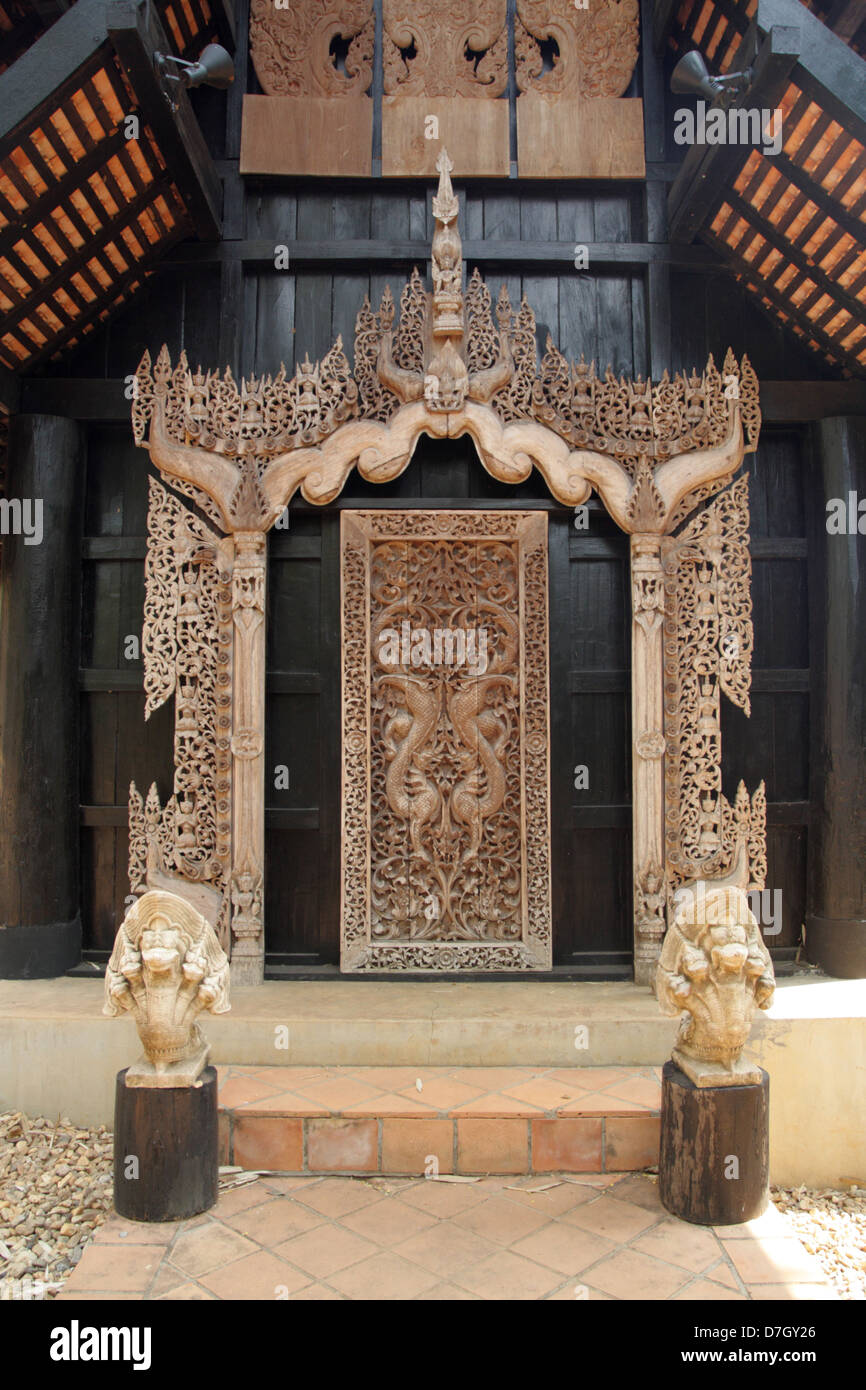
[{"xmin": 129, "ymin": 151, "xmax": 765, "ymax": 984}]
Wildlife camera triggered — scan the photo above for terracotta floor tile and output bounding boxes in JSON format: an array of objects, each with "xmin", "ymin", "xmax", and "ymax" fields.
[
  {"xmin": 289, "ymin": 1282, "xmax": 345, "ymax": 1300},
  {"xmin": 672, "ymin": 1279, "xmax": 746, "ymax": 1300},
  {"xmin": 631, "ymin": 1218, "xmax": 722, "ymax": 1273},
  {"xmin": 397, "ymin": 1078, "xmax": 485, "ymax": 1110},
  {"xmin": 292, "ymin": 1078, "xmax": 382, "ymax": 1110},
  {"xmin": 327, "ymin": 1251, "xmax": 441, "ymax": 1300},
  {"xmin": 212, "ymin": 1184, "xmax": 272, "ymax": 1218},
  {"xmin": 233, "ymin": 1115, "xmax": 303, "ymax": 1172},
  {"xmin": 146, "ymin": 1262, "xmax": 188, "ymax": 1299},
  {"xmin": 453, "ymin": 1249, "xmax": 563, "ymax": 1300},
  {"xmin": 503, "ymin": 1079, "xmax": 590, "ymax": 1110},
  {"xmin": 93, "ymin": 1219, "xmax": 178, "ymax": 1245},
  {"xmin": 557, "ymin": 1095, "xmax": 644, "ymax": 1116},
  {"xmin": 551, "ymin": 1067, "xmax": 631, "ymax": 1092},
  {"xmin": 307, "ymin": 1117, "xmax": 378, "ymax": 1172},
  {"xmin": 157, "ymin": 1282, "xmax": 216, "ymax": 1300},
  {"xmin": 531, "ymin": 1117, "xmax": 603, "ymax": 1173},
  {"xmin": 241, "ymin": 1091, "xmax": 330, "ymax": 1117},
  {"xmin": 600, "ymin": 1077, "xmax": 662, "ymax": 1109},
  {"xmin": 457, "ymin": 1117, "xmax": 529, "ymax": 1173},
  {"xmin": 245, "ymin": 1067, "xmax": 332, "ymax": 1087},
  {"xmin": 452, "ymin": 1068, "xmax": 540, "ymax": 1090},
  {"xmin": 222, "ymin": 1196, "xmax": 325, "ymax": 1244},
  {"xmin": 169, "ymin": 1222, "xmax": 257, "ymax": 1278},
  {"xmin": 605, "ymin": 1115, "xmax": 661, "ymax": 1171},
  {"xmin": 394, "ymin": 1221, "xmax": 499, "ymax": 1276},
  {"xmin": 418, "ymin": 1282, "xmax": 482, "ymax": 1300},
  {"xmin": 349, "ymin": 1067, "xmax": 440, "ymax": 1090},
  {"xmin": 451, "ymin": 1094, "xmax": 543, "ymax": 1117},
  {"xmin": 601, "ymin": 1173, "xmax": 664, "ymax": 1212},
  {"xmin": 545, "ymin": 1281, "xmax": 616, "ymax": 1301},
  {"xmin": 398, "ymin": 1179, "xmax": 487, "ymax": 1217},
  {"xmin": 54, "ymin": 1291, "xmax": 142, "ymax": 1301},
  {"xmin": 585, "ymin": 1248, "xmax": 691, "ymax": 1300},
  {"xmin": 562, "ymin": 1194, "xmax": 660, "ymax": 1243},
  {"xmin": 747, "ymin": 1283, "xmax": 839, "ymax": 1300},
  {"xmin": 295, "ymin": 1176, "xmax": 385, "ymax": 1217},
  {"xmin": 452, "ymin": 1195, "xmax": 552, "ymax": 1246},
  {"xmin": 511, "ymin": 1223, "xmax": 615, "ymax": 1277},
  {"xmin": 341, "ymin": 1092, "xmax": 436, "ymax": 1117},
  {"xmin": 706, "ymin": 1260, "xmax": 742, "ymax": 1291},
  {"xmin": 721, "ymin": 1237, "xmax": 828, "ymax": 1285},
  {"xmin": 274, "ymin": 1225, "xmax": 378, "ymax": 1279},
  {"xmin": 382, "ymin": 1118, "xmax": 453, "ymax": 1175},
  {"xmin": 261, "ymin": 1175, "xmax": 324, "ymax": 1195},
  {"xmin": 340, "ymin": 1196, "xmax": 437, "ymax": 1246},
  {"xmin": 61, "ymin": 1244, "xmax": 161, "ymax": 1293},
  {"xmin": 501, "ymin": 1181, "xmax": 597, "ymax": 1215},
  {"xmin": 218, "ymin": 1075, "xmax": 284, "ymax": 1109},
  {"xmin": 713, "ymin": 1204, "xmax": 790, "ymax": 1240},
  {"xmin": 201, "ymin": 1249, "xmax": 312, "ymax": 1300}
]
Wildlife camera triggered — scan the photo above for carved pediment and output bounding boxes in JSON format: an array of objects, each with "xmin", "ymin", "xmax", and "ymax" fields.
[
  {"xmin": 250, "ymin": 0, "xmax": 374, "ymax": 98},
  {"xmin": 384, "ymin": 0, "xmax": 509, "ymax": 98},
  {"xmin": 516, "ymin": 0, "xmax": 640, "ymax": 100}
]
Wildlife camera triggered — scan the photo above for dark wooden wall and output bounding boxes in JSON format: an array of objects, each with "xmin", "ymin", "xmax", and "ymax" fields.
[{"xmin": 58, "ymin": 1, "xmax": 820, "ymax": 971}]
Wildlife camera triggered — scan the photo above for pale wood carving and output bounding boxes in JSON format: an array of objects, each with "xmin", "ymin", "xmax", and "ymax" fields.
[
  {"xmin": 656, "ymin": 879, "xmax": 774, "ymax": 1087},
  {"xmin": 384, "ymin": 0, "xmax": 508, "ymax": 98},
  {"xmin": 515, "ymin": 0, "xmax": 639, "ymax": 99},
  {"xmin": 129, "ymin": 479, "xmax": 233, "ymax": 949},
  {"xmin": 104, "ymin": 890, "xmax": 230, "ymax": 1087},
  {"xmin": 250, "ymin": 0, "xmax": 374, "ymax": 98},
  {"xmin": 341, "ymin": 509, "xmax": 552, "ymax": 972},
  {"xmin": 661, "ymin": 476, "xmax": 767, "ymax": 919},
  {"xmin": 128, "ymin": 149, "xmax": 764, "ymax": 983}
]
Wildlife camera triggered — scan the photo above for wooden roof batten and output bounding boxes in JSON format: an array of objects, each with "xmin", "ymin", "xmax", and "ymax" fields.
[
  {"xmin": 0, "ymin": 0, "xmax": 226, "ymax": 379},
  {"xmin": 131, "ymin": 150, "xmax": 761, "ymax": 539},
  {"xmin": 661, "ymin": 0, "xmax": 866, "ymax": 377}
]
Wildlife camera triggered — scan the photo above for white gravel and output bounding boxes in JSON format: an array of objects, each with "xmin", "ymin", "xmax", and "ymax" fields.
[
  {"xmin": 0, "ymin": 1111, "xmax": 112, "ymax": 1299},
  {"xmin": 772, "ymin": 1183, "xmax": 866, "ymax": 1300}
]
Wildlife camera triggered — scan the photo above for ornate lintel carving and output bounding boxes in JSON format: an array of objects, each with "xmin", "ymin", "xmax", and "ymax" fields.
[
  {"xmin": 384, "ymin": 0, "xmax": 508, "ymax": 98},
  {"xmin": 250, "ymin": 0, "xmax": 374, "ymax": 99},
  {"xmin": 516, "ymin": 0, "xmax": 640, "ymax": 100}
]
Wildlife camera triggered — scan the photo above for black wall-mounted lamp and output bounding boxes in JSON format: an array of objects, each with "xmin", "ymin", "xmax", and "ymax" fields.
[
  {"xmin": 670, "ymin": 50, "xmax": 753, "ymax": 106},
  {"xmin": 154, "ymin": 43, "xmax": 235, "ymax": 111}
]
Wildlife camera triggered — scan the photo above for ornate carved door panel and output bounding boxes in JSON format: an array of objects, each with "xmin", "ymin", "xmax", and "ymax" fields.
[{"xmin": 341, "ymin": 510, "xmax": 552, "ymax": 972}]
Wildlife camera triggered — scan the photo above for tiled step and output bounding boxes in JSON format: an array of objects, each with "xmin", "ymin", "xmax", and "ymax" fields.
[{"xmin": 218, "ymin": 1065, "xmax": 662, "ymax": 1178}]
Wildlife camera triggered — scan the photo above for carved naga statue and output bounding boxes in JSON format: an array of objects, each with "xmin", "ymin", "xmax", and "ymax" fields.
[
  {"xmin": 655, "ymin": 870, "xmax": 775, "ymax": 1087},
  {"xmin": 103, "ymin": 890, "xmax": 230, "ymax": 1086}
]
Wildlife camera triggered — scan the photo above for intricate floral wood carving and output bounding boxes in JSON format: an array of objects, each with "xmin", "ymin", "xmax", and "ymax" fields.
[
  {"xmin": 383, "ymin": 0, "xmax": 508, "ymax": 98},
  {"xmin": 127, "ymin": 149, "xmax": 765, "ymax": 984},
  {"xmin": 250, "ymin": 0, "xmax": 374, "ymax": 98},
  {"xmin": 341, "ymin": 509, "xmax": 551, "ymax": 972},
  {"xmin": 129, "ymin": 480, "xmax": 233, "ymax": 947},
  {"xmin": 515, "ymin": 0, "xmax": 639, "ymax": 100},
  {"xmin": 662, "ymin": 477, "xmax": 766, "ymax": 900}
]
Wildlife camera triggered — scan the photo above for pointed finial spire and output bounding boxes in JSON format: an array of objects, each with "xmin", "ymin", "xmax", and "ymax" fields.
[{"xmin": 432, "ymin": 148, "xmax": 458, "ymax": 226}]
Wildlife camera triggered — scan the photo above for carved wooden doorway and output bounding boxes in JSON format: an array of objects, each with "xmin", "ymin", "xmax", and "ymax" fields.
[{"xmin": 340, "ymin": 509, "xmax": 552, "ymax": 972}]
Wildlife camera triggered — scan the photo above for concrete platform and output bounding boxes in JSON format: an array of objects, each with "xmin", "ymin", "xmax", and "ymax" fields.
[{"xmin": 1, "ymin": 975, "xmax": 864, "ymax": 1186}]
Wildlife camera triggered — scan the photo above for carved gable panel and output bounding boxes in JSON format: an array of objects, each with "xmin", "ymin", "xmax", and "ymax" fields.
[
  {"xmin": 384, "ymin": 0, "xmax": 508, "ymax": 98},
  {"xmin": 516, "ymin": 0, "xmax": 639, "ymax": 99},
  {"xmin": 341, "ymin": 510, "xmax": 552, "ymax": 971},
  {"xmin": 250, "ymin": 0, "xmax": 374, "ymax": 97}
]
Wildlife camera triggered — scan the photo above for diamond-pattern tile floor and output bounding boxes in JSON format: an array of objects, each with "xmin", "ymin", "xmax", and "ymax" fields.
[
  {"xmin": 56, "ymin": 1173, "xmax": 838, "ymax": 1301},
  {"xmin": 219, "ymin": 1065, "xmax": 664, "ymax": 1176}
]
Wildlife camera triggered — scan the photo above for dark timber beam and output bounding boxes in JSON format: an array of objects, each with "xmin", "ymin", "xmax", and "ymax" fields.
[
  {"xmin": 0, "ymin": 364, "xmax": 20, "ymax": 415},
  {"xmin": 668, "ymin": 23, "xmax": 801, "ymax": 243},
  {"xmin": 757, "ymin": 0, "xmax": 866, "ymax": 146},
  {"xmin": 653, "ymin": 0, "xmax": 678, "ymax": 56},
  {"xmin": 0, "ymin": 0, "xmax": 109, "ymax": 151},
  {"xmin": 161, "ymin": 239, "xmax": 724, "ymax": 270},
  {"xmin": 107, "ymin": 1, "xmax": 221, "ymax": 239},
  {"xmin": 20, "ymin": 377, "xmax": 866, "ymax": 423}
]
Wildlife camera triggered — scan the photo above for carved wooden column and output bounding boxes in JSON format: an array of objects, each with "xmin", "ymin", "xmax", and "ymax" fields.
[
  {"xmin": 631, "ymin": 534, "xmax": 667, "ymax": 986},
  {"xmin": 229, "ymin": 532, "xmax": 267, "ymax": 985}
]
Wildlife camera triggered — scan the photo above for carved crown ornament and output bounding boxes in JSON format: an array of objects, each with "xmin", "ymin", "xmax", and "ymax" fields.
[{"xmin": 131, "ymin": 150, "xmax": 760, "ymax": 538}]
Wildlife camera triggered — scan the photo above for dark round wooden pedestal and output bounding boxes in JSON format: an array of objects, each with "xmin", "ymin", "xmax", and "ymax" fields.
[
  {"xmin": 659, "ymin": 1060, "xmax": 769, "ymax": 1226},
  {"xmin": 113, "ymin": 1066, "xmax": 218, "ymax": 1222}
]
